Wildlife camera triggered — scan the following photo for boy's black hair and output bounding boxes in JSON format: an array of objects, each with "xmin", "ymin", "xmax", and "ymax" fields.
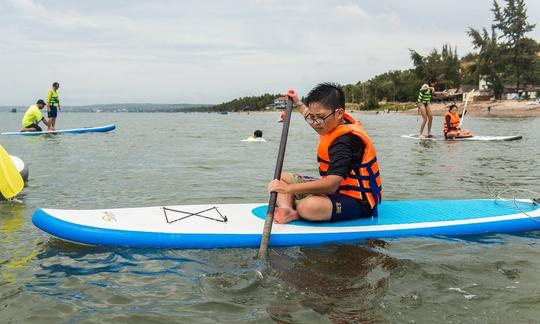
[
  {"xmin": 53, "ymin": 82, "xmax": 59, "ymax": 87},
  {"xmin": 254, "ymin": 130, "xmax": 263, "ymax": 137},
  {"xmin": 448, "ymin": 104, "xmax": 457, "ymax": 111},
  {"xmin": 305, "ymin": 82, "xmax": 345, "ymax": 112}
]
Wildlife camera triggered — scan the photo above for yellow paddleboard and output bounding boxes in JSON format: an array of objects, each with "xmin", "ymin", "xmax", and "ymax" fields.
[{"xmin": 0, "ymin": 145, "xmax": 24, "ymax": 199}]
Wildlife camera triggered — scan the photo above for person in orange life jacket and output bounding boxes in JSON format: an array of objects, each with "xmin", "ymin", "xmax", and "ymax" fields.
[
  {"xmin": 267, "ymin": 83, "xmax": 382, "ymax": 224},
  {"xmin": 443, "ymin": 104, "xmax": 472, "ymax": 139}
]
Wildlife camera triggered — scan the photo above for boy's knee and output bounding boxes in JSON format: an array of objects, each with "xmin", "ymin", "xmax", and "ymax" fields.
[
  {"xmin": 296, "ymin": 198, "xmax": 326, "ymax": 219},
  {"xmin": 280, "ymin": 172, "xmax": 293, "ymax": 183}
]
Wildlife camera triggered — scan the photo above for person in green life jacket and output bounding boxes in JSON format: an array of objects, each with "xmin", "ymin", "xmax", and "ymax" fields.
[
  {"xmin": 20, "ymin": 99, "xmax": 51, "ymax": 132},
  {"xmin": 46, "ymin": 82, "xmax": 61, "ymax": 131},
  {"xmin": 417, "ymin": 79, "xmax": 436, "ymax": 138}
]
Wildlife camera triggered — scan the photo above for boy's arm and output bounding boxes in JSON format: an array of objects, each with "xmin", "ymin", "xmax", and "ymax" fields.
[
  {"xmin": 285, "ymin": 90, "xmax": 309, "ymax": 117},
  {"xmin": 292, "ymin": 175, "xmax": 343, "ymax": 194},
  {"xmin": 293, "ymin": 102, "xmax": 308, "ymax": 117},
  {"xmin": 269, "ymin": 175, "xmax": 344, "ymax": 196}
]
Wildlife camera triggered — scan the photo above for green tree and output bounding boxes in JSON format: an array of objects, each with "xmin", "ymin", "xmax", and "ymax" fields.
[
  {"xmin": 211, "ymin": 93, "xmax": 277, "ymax": 112},
  {"xmin": 460, "ymin": 52, "xmax": 480, "ymax": 85},
  {"xmin": 409, "ymin": 44, "xmax": 461, "ymax": 90},
  {"xmin": 492, "ymin": 0, "xmax": 536, "ymax": 93},
  {"xmin": 467, "ymin": 27, "xmax": 505, "ymax": 98}
]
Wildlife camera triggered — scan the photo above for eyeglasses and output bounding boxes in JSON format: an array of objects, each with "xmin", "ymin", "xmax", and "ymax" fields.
[{"xmin": 304, "ymin": 111, "xmax": 335, "ymax": 126}]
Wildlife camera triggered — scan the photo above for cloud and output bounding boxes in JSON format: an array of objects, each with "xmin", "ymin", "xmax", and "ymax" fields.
[{"xmin": 1, "ymin": 0, "xmax": 539, "ymax": 105}]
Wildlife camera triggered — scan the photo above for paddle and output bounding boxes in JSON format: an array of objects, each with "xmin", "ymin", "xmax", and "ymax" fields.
[
  {"xmin": 458, "ymin": 89, "xmax": 475, "ymax": 129},
  {"xmin": 0, "ymin": 145, "xmax": 24, "ymax": 199},
  {"xmin": 258, "ymin": 94, "xmax": 294, "ymax": 259}
]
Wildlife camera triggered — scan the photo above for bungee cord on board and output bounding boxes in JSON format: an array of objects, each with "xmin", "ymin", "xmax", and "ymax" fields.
[
  {"xmin": 162, "ymin": 206, "xmax": 228, "ymax": 224},
  {"xmin": 483, "ymin": 181, "xmax": 540, "ymax": 222}
]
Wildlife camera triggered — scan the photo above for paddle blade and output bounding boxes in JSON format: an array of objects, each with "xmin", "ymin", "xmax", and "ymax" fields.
[{"xmin": 0, "ymin": 145, "xmax": 24, "ymax": 199}]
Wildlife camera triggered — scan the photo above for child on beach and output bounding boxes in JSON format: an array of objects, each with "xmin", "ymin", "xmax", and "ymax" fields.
[{"xmin": 267, "ymin": 83, "xmax": 382, "ymax": 224}]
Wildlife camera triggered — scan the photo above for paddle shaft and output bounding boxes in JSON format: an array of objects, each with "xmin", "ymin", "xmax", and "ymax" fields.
[
  {"xmin": 458, "ymin": 90, "xmax": 474, "ymax": 129},
  {"xmin": 258, "ymin": 99, "xmax": 294, "ymax": 259}
]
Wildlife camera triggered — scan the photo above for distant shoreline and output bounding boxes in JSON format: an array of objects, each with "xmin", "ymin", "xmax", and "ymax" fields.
[
  {"xmin": 2, "ymin": 100, "xmax": 539, "ymax": 117},
  {"xmin": 397, "ymin": 100, "xmax": 540, "ymax": 118},
  {"xmin": 344, "ymin": 100, "xmax": 540, "ymax": 118}
]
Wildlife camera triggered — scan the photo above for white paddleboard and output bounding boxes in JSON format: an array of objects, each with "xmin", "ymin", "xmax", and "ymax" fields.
[
  {"xmin": 1, "ymin": 124, "xmax": 116, "ymax": 136},
  {"xmin": 401, "ymin": 134, "xmax": 522, "ymax": 141},
  {"xmin": 32, "ymin": 199, "xmax": 540, "ymax": 248}
]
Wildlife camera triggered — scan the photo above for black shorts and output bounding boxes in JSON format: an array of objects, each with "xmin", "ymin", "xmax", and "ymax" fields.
[
  {"xmin": 291, "ymin": 174, "xmax": 375, "ymax": 222},
  {"xmin": 444, "ymin": 128, "xmax": 458, "ymax": 139},
  {"xmin": 48, "ymin": 106, "xmax": 58, "ymax": 118},
  {"xmin": 25, "ymin": 123, "xmax": 42, "ymax": 132},
  {"xmin": 327, "ymin": 193, "xmax": 373, "ymax": 222}
]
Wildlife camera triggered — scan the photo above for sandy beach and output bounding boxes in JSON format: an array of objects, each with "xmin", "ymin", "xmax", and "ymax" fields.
[{"xmin": 400, "ymin": 100, "xmax": 540, "ymax": 118}]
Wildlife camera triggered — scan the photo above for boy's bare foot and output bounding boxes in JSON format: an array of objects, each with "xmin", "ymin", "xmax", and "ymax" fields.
[{"xmin": 274, "ymin": 207, "xmax": 300, "ymax": 224}]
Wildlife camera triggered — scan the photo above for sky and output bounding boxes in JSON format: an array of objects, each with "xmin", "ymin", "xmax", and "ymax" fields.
[{"xmin": 1, "ymin": 0, "xmax": 539, "ymax": 105}]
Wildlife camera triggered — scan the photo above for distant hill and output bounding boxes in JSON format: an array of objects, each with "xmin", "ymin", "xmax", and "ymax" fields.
[
  {"xmin": 0, "ymin": 103, "xmax": 212, "ymax": 113},
  {"xmin": 0, "ymin": 96, "xmax": 282, "ymax": 112},
  {"xmin": 210, "ymin": 93, "xmax": 278, "ymax": 112}
]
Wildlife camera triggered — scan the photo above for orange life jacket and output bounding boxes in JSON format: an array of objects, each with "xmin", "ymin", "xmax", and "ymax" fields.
[
  {"xmin": 317, "ymin": 113, "xmax": 382, "ymax": 215},
  {"xmin": 443, "ymin": 112, "xmax": 460, "ymax": 132}
]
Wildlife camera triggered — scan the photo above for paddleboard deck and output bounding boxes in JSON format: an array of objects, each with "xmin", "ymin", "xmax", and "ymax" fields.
[
  {"xmin": 401, "ymin": 134, "xmax": 522, "ymax": 141},
  {"xmin": 1, "ymin": 124, "xmax": 116, "ymax": 136},
  {"xmin": 32, "ymin": 199, "xmax": 540, "ymax": 248}
]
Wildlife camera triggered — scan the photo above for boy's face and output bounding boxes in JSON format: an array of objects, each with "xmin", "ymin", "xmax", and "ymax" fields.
[{"xmin": 305, "ymin": 102, "xmax": 343, "ymax": 135}]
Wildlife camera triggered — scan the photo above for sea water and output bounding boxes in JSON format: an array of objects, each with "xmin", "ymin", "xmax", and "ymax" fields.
[{"xmin": 1, "ymin": 111, "xmax": 539, "ymax": 322}]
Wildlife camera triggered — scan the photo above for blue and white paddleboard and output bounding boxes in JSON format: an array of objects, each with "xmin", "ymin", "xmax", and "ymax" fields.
[
  {"xmin": 401, "ymin": 134, "xmax": 522, "ymax": 141},
  {"xmin": 1, "ymin": 124, "xmax": 116, "ymax": 136},
  {"xmin": 32, "ymin": 199, "xmax": 540, "ymax": 248}
]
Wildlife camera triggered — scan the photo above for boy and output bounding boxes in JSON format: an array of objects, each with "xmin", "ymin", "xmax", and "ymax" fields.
[
  {"xmin": 267, "ymin": 83, "xmax": 382, "ymax": 224},
  {"xmin": 20, "ymin": 99, "xmax": 50, "ymax": 132}
]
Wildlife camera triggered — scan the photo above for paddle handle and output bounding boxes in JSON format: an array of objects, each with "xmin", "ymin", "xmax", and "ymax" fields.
[
  {"xmin": 459, "ymin": 89, "xmax": 474, "ymax": 129},
  {"xmin": 258, "ymin": 98, "xmax": 294, "ymax": 259}
]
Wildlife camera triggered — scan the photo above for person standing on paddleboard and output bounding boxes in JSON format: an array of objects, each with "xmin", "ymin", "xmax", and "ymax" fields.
[
  {"xmin": 46, "ymin": 82, "xmax": 61, "ymax": 131},
  {"xmin": 417, "ymin": 79, "xmax": 436, "ymax": 138},
  {"xmin": 20, "ymin": 99, "xmax": 51, "ymax": 132},
  {"xmin": 267, "ymin": 83, "xmax": 382, "ymax": 224},
  {"xmin": 443, "ymin": 104, "xmax": 472, "ymax": 140}
]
